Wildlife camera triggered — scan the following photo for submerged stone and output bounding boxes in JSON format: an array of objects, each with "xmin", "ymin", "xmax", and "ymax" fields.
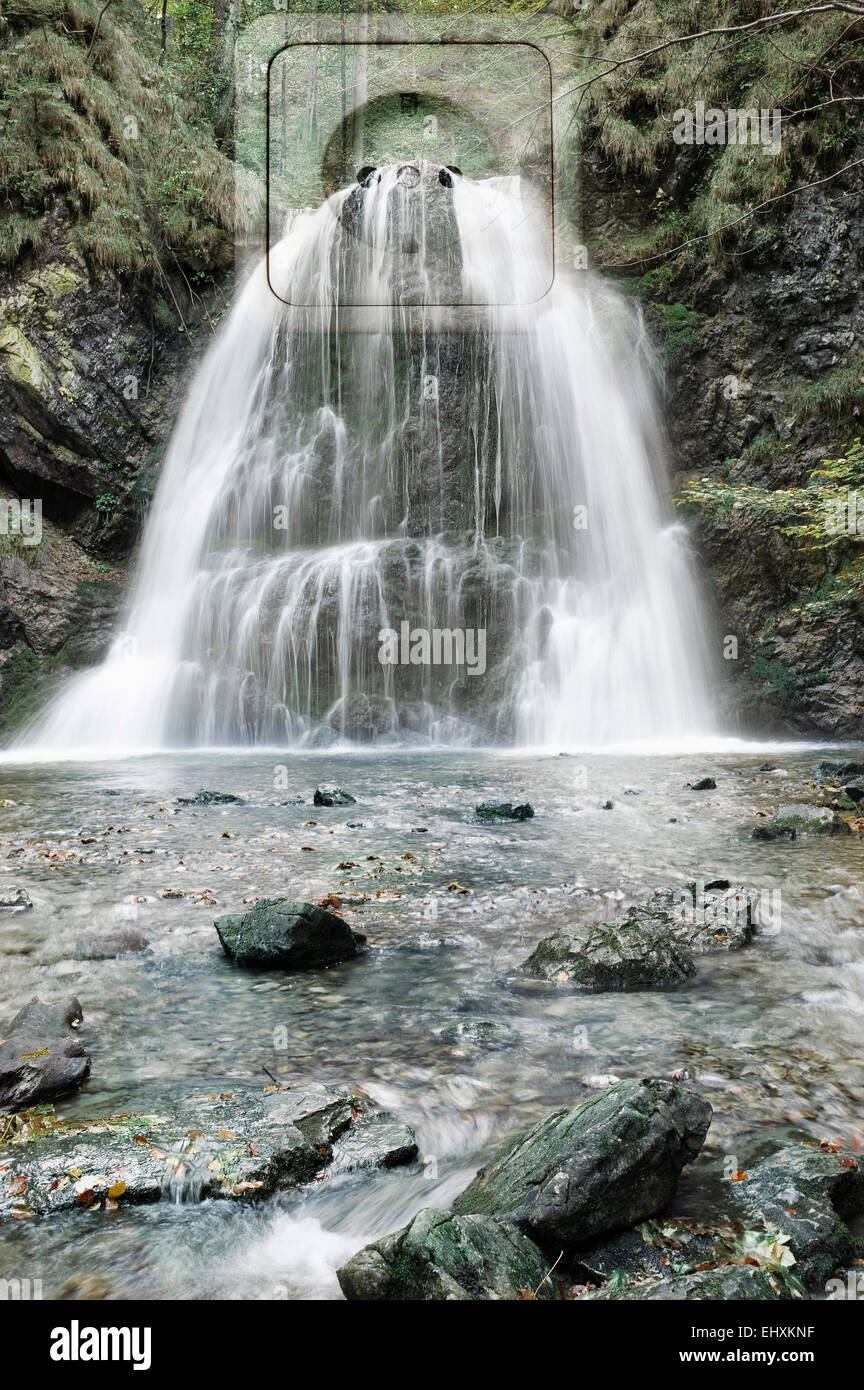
[
  {"xmin": 176, "ymin": 789, "xmax": 244, "ymax": 806},
  {"xmin": 687, "ymin": 777, "xmax": 716, "ymax": 790},
  {"xmin": 474, "ymin": 801, "xmax": 534, "ymax": 821},
  {"xmin": 436, "ymin": 1019, "xmax": 517, "ymax": 1049},
  {"xmin": 214, "ymin": 898, "xmax": 365, "ymax": 970},
  {"xmin": 337, "ymin": 1208, "xmax": 555, "ymax": 1301},
  {"xmin": 73, "ymin": 929, "xmax": 149, "ymax": 960},
  {"xmin": 452, "ymin": 1077, "xmax": 712, "ymax": 1248}
]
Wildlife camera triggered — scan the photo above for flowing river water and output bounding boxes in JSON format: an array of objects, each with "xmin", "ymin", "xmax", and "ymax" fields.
[{"xmin": 1, "ymin": 746, "xmax": 862, "ymax": 1298}]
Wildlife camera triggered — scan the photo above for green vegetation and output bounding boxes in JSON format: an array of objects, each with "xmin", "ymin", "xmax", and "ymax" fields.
[
  {"xmin": 563, "ymin": 0, "xmax": 864, "ymax": 273},
  {"xmin": 679, "ymin": 439, "xmax": 864, "ymax": 527},
  {"xmin": 0, "ymin": 0, "xmax": 238, "ymax": 274},
  {"xmin": 678, "ymin": 439, "xmax": 864, "ymax": 617},
  {"xmin": 785, "ymin": 357, "xmax": 864, "ymax": 422},
  {"xmin": 659, "ymin": 302, "xmax": 703, "ymax": 365}
]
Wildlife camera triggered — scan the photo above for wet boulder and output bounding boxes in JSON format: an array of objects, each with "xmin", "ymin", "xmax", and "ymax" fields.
[
  {"xmin": 686, "ymin": 777, "xmax": 716, "ymax": 791},
  {"xmin": 0, "ymin": 888, "xmax": 32, "ymax": 912},
  {"xmin": 732, "ymin": 1145, "xmax": 864, "ymax": 1285},
  {"xmin": 475, "ymin": 801, "xmax": 534, "ymax": 821},
  {"xmin": 214, "ymin": 898, "xmax": 365, "ymax": 970},
  {"xmin": 313, "ymin": 787, "xmax": 357, "ymax": 807},
  {"xmin": 650, "ymin": 882, "xmax": 759, "ymax": 954},
  {"xmin": 0, "ymin": 1082, "xmax": 416, "ymax": 1219},
  {"xmin": 330, "ymin": 1114, "xmax": 418, "ymax": 1172},
  {"xmin": 337, "ymin": 1208, "xmax": 555, "ymax": 1301},
  {"xmin": 815, "ymin": 760, "xmax": 864, "ymax": 784},
  {"xmin": 521, "ymin": 914, "xmax": 695, "ymax": 991},
  {"xmin": 753, "ymin": 822, "xmax": 796, "ymax": 841},
  {"xmin": 452, "ymin": 1077, "xmax": 712, "ymax": 1248},
  {"xmin": 436, "ymin": 1019, "xmax": 517, "ymax": 1049},
  {"xmin": 0, "ymin": 996, "xmax": 90, "ymax": 1114}
]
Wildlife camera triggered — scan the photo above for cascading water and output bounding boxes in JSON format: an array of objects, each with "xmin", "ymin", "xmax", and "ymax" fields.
[{"xmin": 19, "ymin": 165, "xmax": 714, "ymax": 753}]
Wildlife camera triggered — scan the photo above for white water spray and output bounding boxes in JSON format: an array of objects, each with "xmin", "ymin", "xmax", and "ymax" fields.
[{"xmin": 17, "ymin": 167, "xmax": 714, "ymax": 753}]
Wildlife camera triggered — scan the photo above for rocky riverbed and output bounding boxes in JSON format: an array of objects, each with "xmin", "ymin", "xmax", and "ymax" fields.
[{"xmin": 0, "ymin": 745, "xmax": 862, "ymax": 1299}]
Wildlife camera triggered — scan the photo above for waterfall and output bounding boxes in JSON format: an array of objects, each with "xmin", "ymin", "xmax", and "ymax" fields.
[{"xmin": 18, "ymin": 165, "xmax": 714, "ymax": 753}]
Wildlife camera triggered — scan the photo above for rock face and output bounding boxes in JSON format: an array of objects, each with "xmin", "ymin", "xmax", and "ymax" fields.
[
  {"xmin": 643, "ymin": 163, "xmax": 864, "ymax": 738},
  {"xmin": 733, "ymin": 1145, "xmax": 864, "ymax": 1284},
  {"xmin": 313, "ymin": 787, "xmax": 356, "ymax": 806},
  {"xmin": 521, "ymin": 915, "xmax": 695, "ymax": 990},
  {"xmin": 582, "ymin": 1266, "xmax": 782, "ymax": 1301},
  {"xmin": 475, "ymin": 802, "xmax": 534, "ymax": 821},
  {"xmin": 452, "ymin": 1078, "xmax": 712, "ymax": 1247},
  {"xmin": 0, "ymin": 1083, "xmax": 416, "ymax": 1219},
  {"xmin": 337, "ymin": 1209, "xmax": 555, "ymax": 1301},
  {"xmin": 0, "ymin": 995, "xmax": 90, "ymax": 1113},
  {"xmin": 214, "ymin": 898, "xmax": 365, "ymax": 970},
  {"xmin": 755, "ymin": 804, "xmax": 851, "ymax": 838}
]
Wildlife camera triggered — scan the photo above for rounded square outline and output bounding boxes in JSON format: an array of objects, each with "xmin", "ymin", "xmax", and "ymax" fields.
[{"xmin": 265, "ymin": 38, "xmax": 555, "ymax": 309}]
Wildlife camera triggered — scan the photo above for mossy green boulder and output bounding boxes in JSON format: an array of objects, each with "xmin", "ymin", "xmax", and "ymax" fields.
[
  {"xmin": 214, "ymin": 899, "xmax": 365, "ymax": 970},
  {"xmin": 452, "ymin": 1078, "xmax": 712, "ymax": 1248},
  {"xmin": 521, "ymin": 914, "xmax": 695, "ymax": 990},
  {"xmin": 337, "ymin": 1208, "xmax": 555, "ymax": 1301}
]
